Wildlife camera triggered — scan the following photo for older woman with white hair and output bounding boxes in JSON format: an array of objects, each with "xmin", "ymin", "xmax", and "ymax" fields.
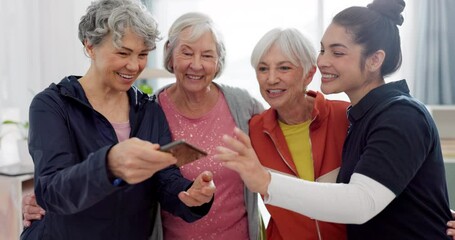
[
  {"xmin": 154, "ymin": 12, "xmax": 264, "ymax": 240},
  {"xmin": 216, "ymin": 27, "xmax": 350, "ymax": 240}
]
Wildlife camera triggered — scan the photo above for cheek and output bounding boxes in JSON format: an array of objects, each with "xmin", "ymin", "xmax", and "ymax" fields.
[
  {"xmin": 172, "ymin": 58, "xmax": 187, "ymax": 72},
  {"xmin": 205, "ymin": 61, "xmax": 218, "ymax": 73},
  {"xmin": 139, "ymin": 59, "xmax": 148, "ymax": 69},
  {"xmin": 255, "ymin": 73, "xmax": 267, "ymax": 86}
]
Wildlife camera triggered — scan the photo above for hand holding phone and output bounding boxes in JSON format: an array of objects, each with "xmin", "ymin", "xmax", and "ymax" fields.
[{"xmin": 160, "ymin": 140, "xmax": 207, "ymax": 167}]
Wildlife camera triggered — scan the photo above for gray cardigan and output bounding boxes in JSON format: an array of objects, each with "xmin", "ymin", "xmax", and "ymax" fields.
[{"xmin": 150, "ymin": 82, "xmax": 264, "ymax": 240}]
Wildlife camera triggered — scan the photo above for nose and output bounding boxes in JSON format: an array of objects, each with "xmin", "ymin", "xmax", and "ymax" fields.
[
  {"xmin": 190, "ymin": 55, "xmax": 203, "ymax": 71},
  {"xmin": 126, "ymin": 56, "xmax": 141, "ymax": 72},
  {"xmin": 266, "ymin": 69, "xmax": 279, "ymax": 84},
  {"xmin": 317, "ymin": 53, "xmax": 328, "ymax": 69}
]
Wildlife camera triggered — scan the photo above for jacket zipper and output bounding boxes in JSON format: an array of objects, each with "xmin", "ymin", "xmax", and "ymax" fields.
[
  {"xmin": 67, "ymin": 94, "xmax": 119, "ymax": 140},
  {"xmin": 263, "ymin": 130, "xmax": 297, "ymax": 175}
]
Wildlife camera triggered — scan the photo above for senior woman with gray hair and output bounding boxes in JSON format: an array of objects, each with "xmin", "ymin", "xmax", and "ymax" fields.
[
  {"xmin": 215, "ymin": 28, "xmax": 350, "ymax": 240},
  {"xmin": 155, "ymin": 12, "xmax": 264, "ymax": 239},
  {"xmin": 20, "ymin": 1, "xmax": 215, "ymax": 239}
]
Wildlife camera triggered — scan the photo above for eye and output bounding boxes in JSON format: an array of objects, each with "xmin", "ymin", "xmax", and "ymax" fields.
[
  {"xmin": 118, "ymin": 52, "xmax": 129, "ymax": 56},
  {"xmin": 319, "ymin": 49, "xmax": 325, "ymax": 54},
  {"xmin": 279, "ymin": 66, "xmax": 291, "ymax": 71},
  {"xmin": 257, "ymin": 66, "xmax": 268, "ymax": 72},
  {"xmin": 139, "ymin": 53, "xmax": 149, "ymax": 59},
  {"xmin": 333, "ymin": 51, "xmax": 345, "ymax": 56},
  {"xmin": 202, "ymin": 54, "xmax": 214, "ymax": 59},
  {"xmin": 182, "ymin": 51, "xmax": 193, "ymax": 56}
]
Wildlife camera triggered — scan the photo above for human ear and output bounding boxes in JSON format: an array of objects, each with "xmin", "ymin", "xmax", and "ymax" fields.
[
  {"xmin": 367, "ymin": 50, "xmax": 385, "ymax": 72},
  {"xmin": 303, "ymin": 66, "xmax": 317, "ymax": 86},
  {"xmin": 164, "ymin": 40, "xmax": 174, "ymax": 72},
  {"xmin": 84, "ymin": 39, "xmax": 95, "ymax": 59}
]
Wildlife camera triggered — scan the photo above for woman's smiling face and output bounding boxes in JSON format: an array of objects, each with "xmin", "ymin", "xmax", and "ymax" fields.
[
  {"xmin": 88, "ymin": 28, "xmax": 151, "ymax": 92},
  {"xmin": 170, "ymin": 28, "xmax": 219, "ymax": 93},
  {"xmin": 255, "ymin": 43, "xmax": 311, "ymax": 112},
  {"xmin": 318, "ymin": 23, "xmax": 368, "ymax": 101}
]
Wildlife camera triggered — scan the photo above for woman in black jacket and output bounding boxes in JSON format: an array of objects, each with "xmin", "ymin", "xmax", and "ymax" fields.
[{"xmin": 21, "ymin": 0, "xmax": 215, "ymax": 239}]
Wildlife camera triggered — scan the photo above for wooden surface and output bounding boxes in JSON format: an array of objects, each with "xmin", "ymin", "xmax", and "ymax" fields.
[{"xmin": 0, "ymin": 174, "xmax": 33, "ymax": 240}]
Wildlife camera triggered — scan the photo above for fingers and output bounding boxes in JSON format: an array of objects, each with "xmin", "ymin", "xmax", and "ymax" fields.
[
  {"xmin": 178, "ymin": 186, "xmax": 215, "ymax": 207},
  {"xmin": 221, "ymin": 134, "xmax": 246, "ymax": 154},
  {"xmin": 201, "ymin": 171, "xmax": 213, "ymax": 183},
  {"xmin": 23, "ymin": 193, "xmax": 35, "ymax": 206},
  {"xmin": 22, "ymin": 193, "xmax": 45, "ymax": 228},
  {"xmin": 233, "ymin": 127, "xmax": 252, "ymax": 148},
  {"xmin": 214, "ymin": 146, "xmax": 238, "ymax": 163},
  {"xmin": 23, "ymin": 219, "xmax": 31, "ymax": 228},
  {"xmin": 107, "ymin": 138, "xmax": 178, "ymax": 184},
  {"xmin": 180, "ymin": 171, "xmax": 216, "ymax": 207}
]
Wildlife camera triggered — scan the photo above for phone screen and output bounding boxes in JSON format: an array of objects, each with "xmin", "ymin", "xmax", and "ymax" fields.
[{"xmin": 160, "ymin": 140, "xmax": 207, "ymax": 167}]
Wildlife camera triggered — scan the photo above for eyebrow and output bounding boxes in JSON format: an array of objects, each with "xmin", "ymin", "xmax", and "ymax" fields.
[
  {"xmin": 321, "ymin": 42, "xmax": 348, "ymax": 49},
  {"xmin": 120, "ymin": 46, "xmax": 153, "ymax": 52},
  {"xmin": 258, "ymin": 60, "xmax": 293, "ymax": 65},
  {"xmin": 180, "ymin": 44, "xmax": 216, "ymax": 53}
]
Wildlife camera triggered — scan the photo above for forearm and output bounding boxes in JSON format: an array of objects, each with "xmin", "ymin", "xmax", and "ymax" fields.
[
  {"xmin": 265, "ymin": 172, "xmax": 395, "ymax": 224},
  {"xmin": 35, "ymin": 146, "xmax": 117, "ymax": 214}
]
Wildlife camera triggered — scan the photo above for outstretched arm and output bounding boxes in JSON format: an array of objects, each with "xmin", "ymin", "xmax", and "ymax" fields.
[{"xmin": 215, "ymin": 127, "xmax": 396, "ymax": 224}]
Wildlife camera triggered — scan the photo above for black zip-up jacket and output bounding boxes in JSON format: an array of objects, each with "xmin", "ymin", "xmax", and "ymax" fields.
[{"xmin": 21, "ymin": 76, "xmax": 209, "ymax": 240}]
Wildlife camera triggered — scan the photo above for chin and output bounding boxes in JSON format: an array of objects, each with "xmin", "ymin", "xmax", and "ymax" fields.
[{"xmin": 321, "ymin": 86, "xmax": 339, "ymax": 95}]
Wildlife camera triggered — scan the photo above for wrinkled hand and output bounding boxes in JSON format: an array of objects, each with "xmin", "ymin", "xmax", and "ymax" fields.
[
  {"xmin": 179, "ymin": 171, "xmax": 216, "ymax": 207},
  {"xmin": 214, "ymin": 127, "xmax": 271, "ymax": 196},
  {"xmin": 108, "ymin": 138, "xmax": 177, "ymax": 184},
  {"xmin": 22, "ymin": 193, "xmax": 45, "ymax": 228},
  {"xmin": 448, "ymin": 209, "xmax": 455, "ymax": 239}
]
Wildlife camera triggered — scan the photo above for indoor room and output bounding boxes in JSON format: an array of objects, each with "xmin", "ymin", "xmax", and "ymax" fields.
[{"xmin": 0, "ymin": 0, "xmax": 454, "ymax": 239}]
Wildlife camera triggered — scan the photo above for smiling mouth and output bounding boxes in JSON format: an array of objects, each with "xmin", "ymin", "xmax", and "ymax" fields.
[
  {"xmin": 187, "ymin": 74, "xmax": 203, "ymax": 80},
  {"xmin": 321, "ymin": 73, "xmax": 338, "ymax": 79},
  {"xmin": 118, "ymin": 73, "xmax": 135, "ymax": 79},
  {"xmin": 268, "ymin": 89, "xmax": 284, "ymax": 93},
  {"xmin": 267, "ymin": 89, "xmax": 286, "ymax": 97}
]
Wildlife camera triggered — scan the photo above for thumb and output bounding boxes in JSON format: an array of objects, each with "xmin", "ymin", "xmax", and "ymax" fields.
[{"xmin": 201, "ymin": 171, "xmax": 213, "ymax": 183}]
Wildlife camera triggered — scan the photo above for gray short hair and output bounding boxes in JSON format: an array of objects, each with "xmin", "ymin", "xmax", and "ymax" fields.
[
  {"xmin": 78, "ymin": 0, "xmax": 160, "ymax": 50},
  {"xmin": 163, "ymin": 12, "xmax": 226, "ymax": 79},
  {"xmin": 251, "ymin": 28, "xmax": 316, "ymax": 78}
]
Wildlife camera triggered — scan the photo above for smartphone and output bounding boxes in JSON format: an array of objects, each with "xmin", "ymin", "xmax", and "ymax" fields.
[{"xmin": 160, "ymin": 140, "xmax": 207, "ymax": 167}]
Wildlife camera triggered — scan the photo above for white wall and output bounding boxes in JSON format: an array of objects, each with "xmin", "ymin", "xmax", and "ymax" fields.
[
  {"xmin": 0, "ymin": 0, "xmax": 92, "ymax": 122},
  {"xmin": 0, "ymin": 0, "xmax": 418, "ymax": 121},
  {"xmin": 149, "ymin": 0, "xmax": 418, "ymax": 107}
]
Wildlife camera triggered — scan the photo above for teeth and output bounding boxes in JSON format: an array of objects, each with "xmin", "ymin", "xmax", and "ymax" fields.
[
  {"xmin": 268, "ymin": 89, "xmax": 283, "ymax": 93},
  {"xmin": 322, "ymin": 74, "xmax": 337, "ymax": 78},
  {"xmin": 187, "ymin": 75, "xmax": 203, "ymax": 80},
  {"xmin": 118, "ymin": 73, "xmax": 134, "ymax": 79}
]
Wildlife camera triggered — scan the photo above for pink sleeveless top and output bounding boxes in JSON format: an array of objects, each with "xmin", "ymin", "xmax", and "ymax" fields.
[{"xmin": 159, "ymin": 89, "xmax": 248, "ymax": 240}]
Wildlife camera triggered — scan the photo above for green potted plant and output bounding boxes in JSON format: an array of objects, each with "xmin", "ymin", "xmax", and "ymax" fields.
[
  {"xmin": 1, "ymin": 120, "xmax": 32, "ymax": 165},
  {"xmin": 1, "ymin": 120, "xmax": 29, "ymax": 140}
]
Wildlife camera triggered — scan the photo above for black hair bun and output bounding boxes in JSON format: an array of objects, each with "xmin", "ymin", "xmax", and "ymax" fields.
[{"xmin": 367, "ymin": 0, "xmax": 405, "ymax": 26}]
